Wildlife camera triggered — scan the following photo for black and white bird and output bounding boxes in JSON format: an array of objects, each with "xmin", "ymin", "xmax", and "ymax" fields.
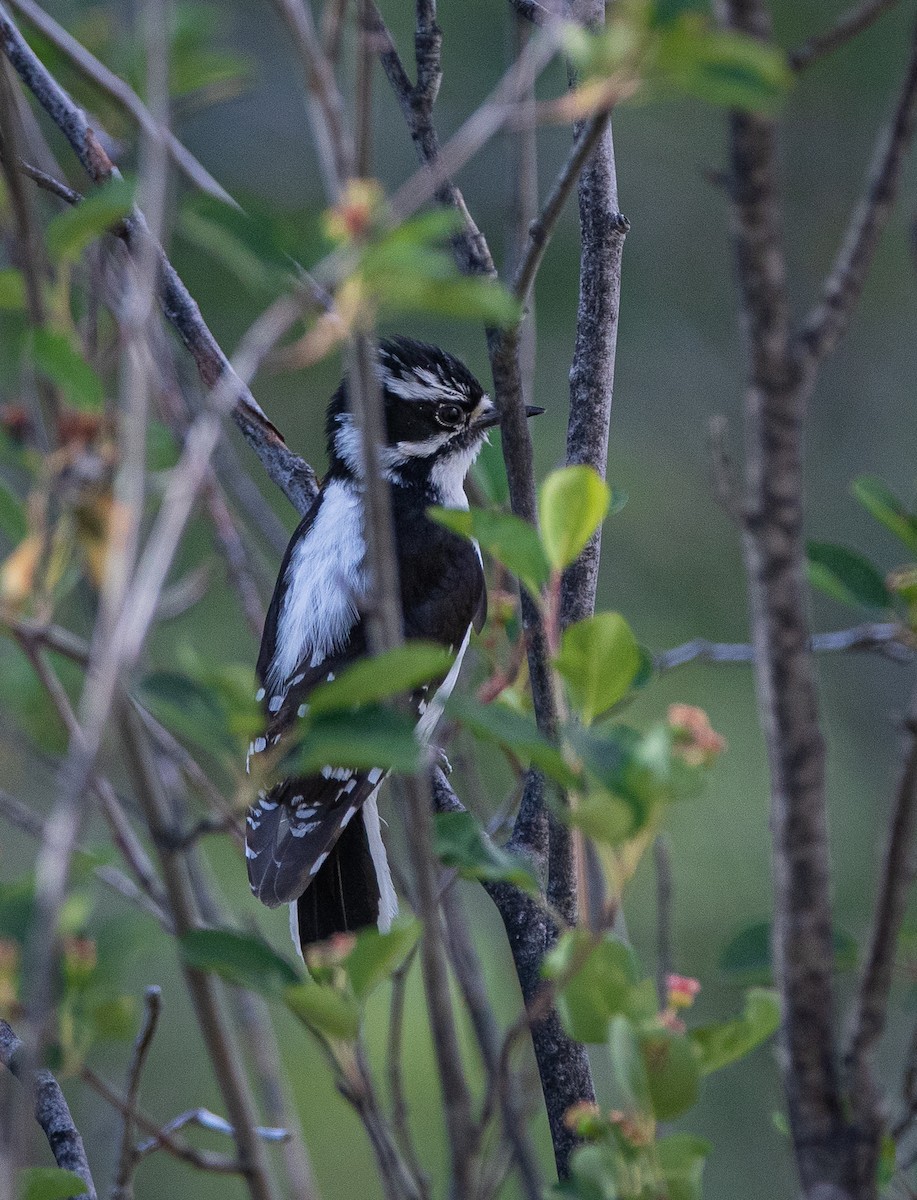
[{"xmin": 245, "ymin": 336, "xmax": 542, "ymax": 955}]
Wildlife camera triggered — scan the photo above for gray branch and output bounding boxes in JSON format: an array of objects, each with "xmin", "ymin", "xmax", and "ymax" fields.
[
  {"xmin": 720, "ymin": 0, "xmax": 847, "ymax": 1188},
  {"xmin": 0, "ymin": 1019, "xmax": 97, "ymax": 1199},
  {"xmin": 655, "ymin": 623, "xmax": 913, "ymax": 672}
]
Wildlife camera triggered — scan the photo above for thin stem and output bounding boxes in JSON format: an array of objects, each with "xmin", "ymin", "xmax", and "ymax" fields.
[
  {"xmin": 797, "ymin": 19, "xmax": 917, "ymax": 366},
  {"xmin": 655, "ymin": 623, "xmax": 912, "ymax": 672},
  {"xmin": 789, "ymin": 0, "xmax": 902, "ymax": 71},
  {"xmin": 653, "ymin": 836, "xmax": 674, "ymax": 1010},
  {"xmin": 111, "ymin": 987, "xmax": 163, "ymax": 1200},
  {"xmin": 844, "ymin": 692, "xmax": 917, "ymax": 1184}
]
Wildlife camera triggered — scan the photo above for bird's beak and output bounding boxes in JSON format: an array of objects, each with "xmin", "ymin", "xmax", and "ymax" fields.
[{"xmin": 475, "ymin": 404, "xmax": 545, "ymax": 430}]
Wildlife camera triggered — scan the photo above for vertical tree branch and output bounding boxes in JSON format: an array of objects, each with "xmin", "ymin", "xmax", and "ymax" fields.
[{"xmin": 718, "ymin": 0, "xmax": 849, "ymax": 1191}]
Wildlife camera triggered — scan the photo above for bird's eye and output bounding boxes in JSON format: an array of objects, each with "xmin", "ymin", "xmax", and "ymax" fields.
[{"xmin": 435, "ymin": 404, "xmax": 464, "ymax": 428}]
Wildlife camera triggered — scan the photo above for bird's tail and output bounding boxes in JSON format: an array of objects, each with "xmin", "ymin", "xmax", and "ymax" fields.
[{"xmin": 289, "ymin": 795, "xmax": 398, "ymax": 956}]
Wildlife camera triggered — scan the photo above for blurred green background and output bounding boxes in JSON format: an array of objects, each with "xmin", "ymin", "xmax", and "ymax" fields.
[{"xmin": 2, "ymin": 0, "xmax": 916, "ymax": 1196}]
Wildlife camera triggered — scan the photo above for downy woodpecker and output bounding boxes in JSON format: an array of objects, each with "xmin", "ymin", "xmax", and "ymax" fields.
[{"xmin": 245, "ymin": 337, "xmax": 542, "ymax": 954}]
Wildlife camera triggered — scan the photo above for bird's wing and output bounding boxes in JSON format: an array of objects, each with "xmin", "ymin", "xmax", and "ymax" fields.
[{"xmin": 247, "ymin": 494, "xmax": 486, "ymax": 911}]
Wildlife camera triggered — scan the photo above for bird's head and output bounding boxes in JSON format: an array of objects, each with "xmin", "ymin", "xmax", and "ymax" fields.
[{"xmin": 326, "ymin": 337, "xmax": 541, "ymax": 495}]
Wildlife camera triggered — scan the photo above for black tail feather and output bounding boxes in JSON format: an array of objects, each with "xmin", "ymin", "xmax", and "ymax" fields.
[{"xmin": 295, "ymin": 812, "xmax": 380, "ymax": 948}]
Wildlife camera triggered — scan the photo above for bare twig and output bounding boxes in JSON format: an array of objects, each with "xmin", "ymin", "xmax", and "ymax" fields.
[
  {"xmin": 708, "ymin": 413, "xmax": 741, "ymax": 523},
  {"xmin": 844, "ymin": 694, "xmax": 917, "ymax": 1184},
  {"xmin": 797, "ymin": 19, "xmax": 917, "ymax": 366},
  {"xmin": 229, "ymin": 989, "xmax": 322, "ymax": 1200},
  {"xmin": 80, "ymin": 1066, "xmax": 243, "ymax": 1175},
  {"xmin": 348, "ymin": 326, "xmax": 479, "ymax": 1200},
  {"xmin": 0, "ymin": 1019, "xmax": 97, "ymax": 1198},
  {"xmin": 111, "ymin": 987, "xmax": 163, "ymax": 1200},
  {"xmin": 506, "ymin": 12, "xmax": 539, "ymax": 406},
  {"xmin": 6, "ymin": 0, "xmax": 236, "ymax": 204},
  {"xmin": 269, "ymin": 0, "xmax": 353, "ymax": 196},
  {"xmin": 511, "ymin": 109, "xmax": 615, "ymax": 304},
  {"xmin": 653, "ymin": 835, "xmax": 674, "ymax": 1010},
  {"xmin": 789, "ymin": 0, "xmax": 902, "ymax": 71},
  {"xmin": 720, "ymin": 0, "xmax": 849, "ymax": 1188},
  {"xmin": 655, "ymin": 623, "xmax": 913, "ymax": 672}
]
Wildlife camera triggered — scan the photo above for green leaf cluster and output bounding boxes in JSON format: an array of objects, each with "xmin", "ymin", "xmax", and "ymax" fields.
[
  {"xmin": 548, "ymin": 933, "xmax": 779, "ymax": 1200},
  {"xmin": 179, "ymin": 919, "xmax": 419, "ymax": 1043},
  {"xmin": 564, "ymin": 0, "xmax": 792, "ymax": 116},
  {"xmin": 806, "ymin": 475, "xmax": 917, "ymax": 631},
  {"xmin": 356, "ymin": 209, "xmax": 521, "ymax": 327}
]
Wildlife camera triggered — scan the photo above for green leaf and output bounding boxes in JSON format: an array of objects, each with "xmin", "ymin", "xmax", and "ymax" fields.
[
  {"xmin": 0, "ymin": 475, "xmax": 27, "ymax": 543},
  {"xmin": 428, "ymin": 506, "xmax": 549, "ymax": 599},
  {"xmin": 292, "ymin": 706, "xmax": 422, "ymax": 774},
  {"xmin": 0, "ymin": 268, "xmax": 26, "ymax": 310},
  {"xmin": 853, "ymin": 475, "xmax": 917, "ymax": 556},
  {"xmin": 565, "ymin": 788, "xmax": 646, "ymax": 848},
  {"xmin": 564, "ymin": 1143, "xmax": 620, "ymax": 1200},
  {"xmin": 27, "ymin": 330, "xmax": 104, "ymax": 411},
  {"xmin": 640, "ymin": 1027, "xmax": 700, "ymax": 1120},
  {"xmin": 608, "ymin": 1013, "xmax": 652, "ymax": 1115},
  {"xmin": 690, "ymin": 987, "xmax": 780, "ymax": 1075},
  {"xmin": 554, "ymin": 612, "xmax": 640, "ymax": 724},
  {"xmin": 539, "ymin": 467, "xmax": 611, "ymax": 572},
  {"xmin": 719, "ymin": 920, "xmax": 858, "ymax": 984},
  {"xmin": 179, "ymin": 928, "xmax": 300, "ymax": 996},
  {"xmin": 447, "ymin": 695, "xmax": 580, "ymax": 789},
  {"xmin": 543, "ymin": 931, "xmax": 640, "ymax": 1043},
  {"xmin": 434, "ymin": 811, "xmax": 539, "ymax": 893},
  {"xmin": 344, "ymin": 917, "xmax": 420, "ymax": 999},
  {"xmin": 656, "ymin": 16, "xmax": 792, "ymax": 114},
  {"xmin": 566, "ymin": 724, "xmax": 664, "ymax": 838},
  {"xmin": 308, "ymin": 642, "xmax": 453, "ymax": 714},
  {"xmin": 362, "ymin": 220, "xmax": 521, "ymax": 326},
  {"xmin": 46, "ymin": 177, "xmax": 135, "ymax": 262},
  {"xmin": 284, "ymin": 981, "xmax": 360, "ymax": 1040},
  {"xmin": 18, "ymin": 1167, "xmax": 88, "ymax": 1200},
  {"xmin": 806, "ymin": 542, "xmax": 890, "ymax": 610},
  {"xmin": 657, "ymin": 1135, "xmax": 712, "ymax": 1200}
]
